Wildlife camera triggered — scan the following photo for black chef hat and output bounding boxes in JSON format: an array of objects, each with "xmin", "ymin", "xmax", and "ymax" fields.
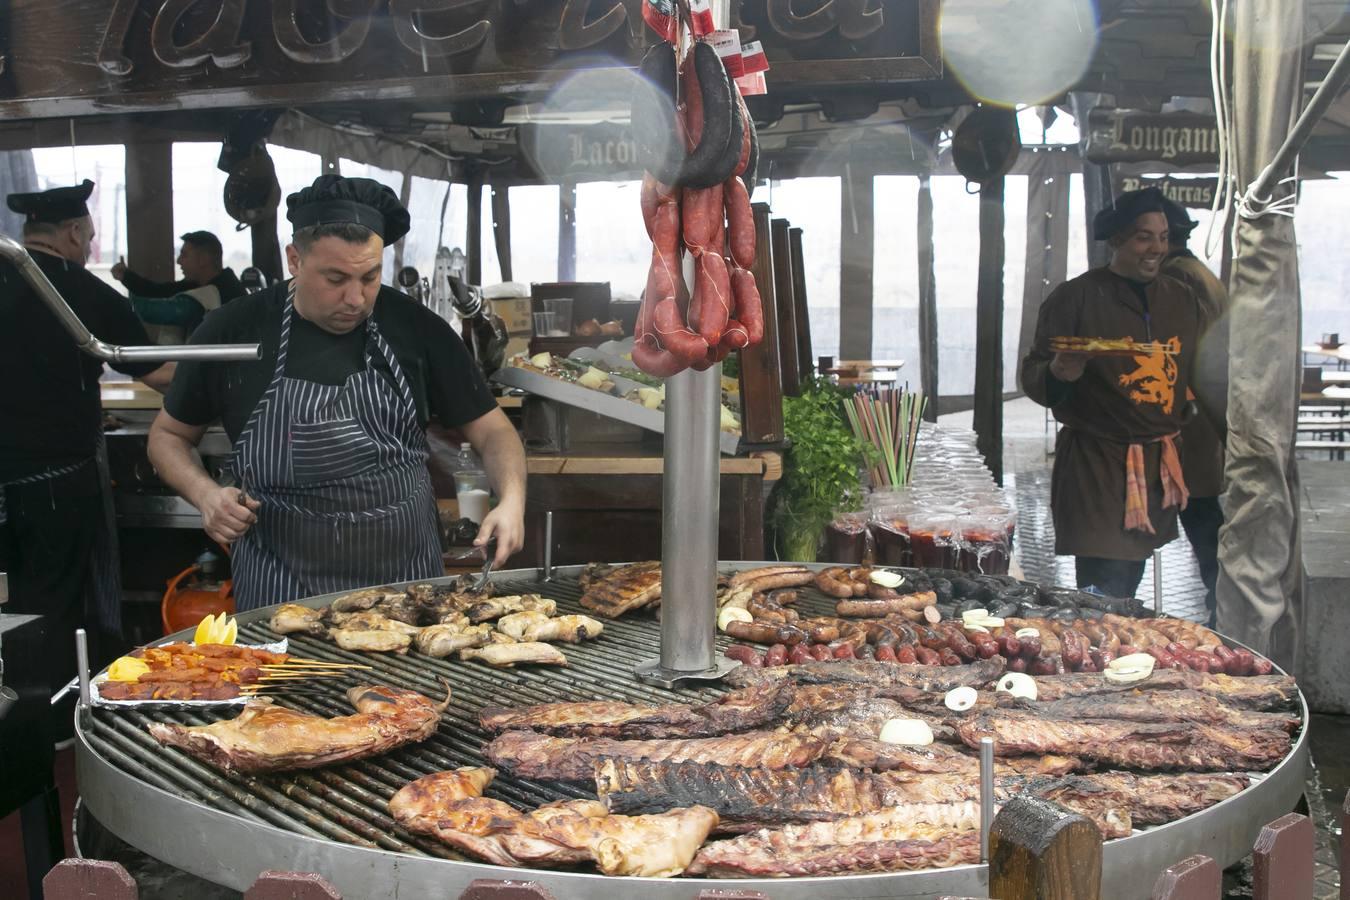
[
  {"xmin": 1158, "ymin": 194, "xmax": 1198, "ymax": 240},
  {"xmin": 6, "ymin": 179, "xmax": 95, "ymax": 224},
  {"xmin": 286, "ymin": 174, "xmax": 410, "ymax": 244},
  {"xmin": 1092, "ymin": 187, "xmax": 1168, "ymax": 241}
]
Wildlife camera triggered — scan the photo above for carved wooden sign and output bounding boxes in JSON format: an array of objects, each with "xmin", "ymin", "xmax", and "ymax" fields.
[
  {"xmin": 1085, "ymin": 108, "xmax": 1220, "ymax": 166},
  {"xmin": 1112, "ymin": 174, "xmax": 1219, "ymax": 209},
  {"xmin": 0, "ymin": 0, "xmax": 939, "ymax": 119}
]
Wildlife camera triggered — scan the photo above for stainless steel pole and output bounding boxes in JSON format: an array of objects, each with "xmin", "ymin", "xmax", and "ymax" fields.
[
  {"xmin": 1152, "ymin": 548, "xmax": 1163, "ymax": 615},
  {"xmin": 542, "ymin": 511, "xmax": 555, "ymax": 581},
  {"xmin": 75, "ymin": 628, "xmax": 92, "ymax": 711},
  {"xmin": 0, "ymin": 233, "xmax": 260, "ymax": 363},
  {"xmin": 980, "ymin": 737, "xmax": 995, "ymax": 862}
]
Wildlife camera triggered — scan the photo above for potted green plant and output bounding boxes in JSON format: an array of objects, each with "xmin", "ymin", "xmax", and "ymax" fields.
[{"xmin": 771, "ymin": 377, "xmax": 869, "ymax": 561}]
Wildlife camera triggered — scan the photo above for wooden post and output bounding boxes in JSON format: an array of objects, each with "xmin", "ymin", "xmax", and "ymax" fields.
[
  {"xmin": 771, "ymin": 218, "xmax": 800, "ymax": 396},
  {"xmin": 788, "ymin": 226, "xmax": 813, "ymax": 379},
  {"xmin": 973, "ymin": 176, "xmax": 1005, "ymax": 484},
  {"xmin": 1252, "ymin": 812, "xmax": 1314, "ymax": 900},
  {"xmin": 244, "ymin": 871, "xmax": 343, "ymax": 900},
  {"xmin": 467, "ymin": 168, "xmax": 483, "ymax": 285},
  {"xmin": 917, "ymin": 173, "xmax": 939, "ymax": 419},
  {"xmin": 43, "ymin": 859, "xmax": 138, "ymax": 900},
  {"xmin": 1150, "ymin": 854, "xmax": 1221, "ymax": 900},
  {"xmin": 988, "ymin": 796, "xmax": 1102, "ymax": 900},
  {"xmin": 393, "ymin": 174, "xmax": 412, "ymax": 275},
  {"xmin": 124, "ymin": 140, "xmax": 175, "ymax": 283},
  {"xmin": 252, "ymin": 208, "xmax": 284, "ymax": 285},
  {"xmin": 558, "ymin": 179, "xmax": 576, "ymax": 282},
  {"xmin": 491, "ymin": 183, "xmax": 513, "ymax": 282},
  {"xmin": 838, "ymin": 162, "xmax": 874, "ymax": 360},
  {"xmin": 736, "ymin": 202, "xmax": 785, "ymax": 447}
]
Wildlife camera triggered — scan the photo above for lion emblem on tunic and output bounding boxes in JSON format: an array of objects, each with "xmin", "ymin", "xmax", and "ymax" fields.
[{"xmin": 1118, "ymin": 337, "xmax": 1181, "ymax": 414}]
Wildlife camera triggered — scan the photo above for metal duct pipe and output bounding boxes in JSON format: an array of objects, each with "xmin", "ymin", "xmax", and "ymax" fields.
[{"xmin": 0, "ymin": 233, "xmax": 260, "ymax": 364}]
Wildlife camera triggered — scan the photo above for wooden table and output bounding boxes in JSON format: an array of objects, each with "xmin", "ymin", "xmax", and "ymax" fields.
[{"xmin": 1302, "ymin": 343, "xmax": 1350, "ymax": 364}]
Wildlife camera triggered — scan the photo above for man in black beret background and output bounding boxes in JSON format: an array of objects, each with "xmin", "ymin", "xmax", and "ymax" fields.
[
  {"xmin": 1020, "ymin": 188, "xmax": 1210, "ymax": 600},
  {"xmin": 0, "ymin": 179, "xmax": 175, "ymax": 736},
  {"xmin": 112, "ymin": 230, "xmax": 246, "ymax": 343},
  {"xmin": 148, "ymin": 175, "xmax": 526, "ymax": 610}
]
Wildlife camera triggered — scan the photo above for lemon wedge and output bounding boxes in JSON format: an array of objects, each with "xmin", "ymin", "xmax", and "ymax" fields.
[
  {"xmin": 193, "ymin": 612, "xmax": 237, "ymax": 646},
  {"xmin": 108, "ymin": 656, "xmax": 150, "ymax": 682}
]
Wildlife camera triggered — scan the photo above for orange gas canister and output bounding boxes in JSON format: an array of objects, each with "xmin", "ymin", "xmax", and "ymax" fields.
[{"xmin": 161, "ymin": 551, "xmax": 234, "ymax": 635}]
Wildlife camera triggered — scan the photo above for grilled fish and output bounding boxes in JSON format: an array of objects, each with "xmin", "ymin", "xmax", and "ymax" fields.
[
  {"xmin": 579, "ymin": 561, "xmax": 662, "ymax": 618},
  {"xmin": 269, "ymin": 603, "xmax": 327, "ymax": 636},
  {"xmin": 686, "ymin": 807, "xmax": 982, "ymax": 877},
  {"xmin": 414, "ymin": 622, "xmax": 493, "ymax": 658},
  {"xmin": 464, "ymin": 595, "xmax": 556, "ymax": 624},
  {"xmin": 1030, "ymin": 670, "xmax": 1297, "ymax": 710},
  {"xmin": 460, "ymin": 641, "xmax": 568, "ymax": 668},
  {"xmin": 956, "ymin": 711, "xmax": 1290, "ymax": 771},
  {"xmin": 486, "ymin": 729, "xmax": 829, "ymax": 782},
  {"xmin": 147, "ymin": 684, "xmax": 448, "ymax": 774},
  {"xmin": 390, "ymin": 767, "xmax": 718, "ymax": 877},
  {"xmin": 477, "ymin": 680, "xmax": 794, "ymax": 740}
]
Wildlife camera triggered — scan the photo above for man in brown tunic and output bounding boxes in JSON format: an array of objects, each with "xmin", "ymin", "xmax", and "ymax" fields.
[
  {"xmin": 1160, "ymin": 199, "xmax": 1229, "ymax": 626},
  {"xmin": 1021, "ymin": 189, "xmax": 1203, "ymax": 598}
]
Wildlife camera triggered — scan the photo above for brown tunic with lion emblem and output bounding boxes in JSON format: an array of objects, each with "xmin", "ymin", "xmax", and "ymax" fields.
[{"xmin": 1021, "ymin": 267, "xmax": 1201, "ymax": 560}]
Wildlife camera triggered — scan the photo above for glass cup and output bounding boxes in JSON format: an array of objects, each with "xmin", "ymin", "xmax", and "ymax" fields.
[
  {"xmin": 543, "ymin": 298, "xmax": 574, "ymax": 336},
  {"xmin": 869, "ymin": 503, "xmax": 914, "ymax": 567},
  {"xmin": 823, "ymin": 511, "xmax": 870, "ymax": 564},
  {"xmin": 909, "ymin": 508, "xmax": 962, "ymax": 570},
  {"xmin": 532, "ymin": 311, "xmax": 557, "ymax": 337}
]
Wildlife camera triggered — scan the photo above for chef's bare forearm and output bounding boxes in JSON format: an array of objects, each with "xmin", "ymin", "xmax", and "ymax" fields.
[
  {"xmin": 462, "ymin": 409, "xmax": 527, "ymax": 508},
  {"xmin": 148, "ymin": 412, "xmax": 217, "ymax": 508}
]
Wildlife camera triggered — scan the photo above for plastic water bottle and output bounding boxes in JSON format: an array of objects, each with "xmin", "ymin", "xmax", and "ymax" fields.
[{"xmin": 454, "ymin": 443, "xmax": 491, "ymax": 524}]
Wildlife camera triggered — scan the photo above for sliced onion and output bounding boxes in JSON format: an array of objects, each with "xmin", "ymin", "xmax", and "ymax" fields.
[
  {"xmin": 1107, "ymin": 653, "xmax": 1156, "ymax": 672},
  {"xmin": 964, "ymin": 624, "xmax": 990, "ymax": 634},
  {"xmin": 869, "ymin": 570, "xmax": 905, "ymax": 589},
  {"xmin": 717, "ymin": 607, "xmax": 753, "ymax": 632},
  {"xmin": 996, "ymin": 671, "xmax": 1038, "ymax": 700},
  {"xmin": 960, "ymin": 609, "xmax": 990, "ymax": 626},
  {"xmin": 879, "ymin": 718, "xmax": 935, "ymax": 746},
  {"xmin": 1014, "ymin": 627, "xmax": 1040, "ymax": 640},
  {"xmin": 1104, "ymin": 666, "xmax": 1153, "ymax": 685},
  {"xmin": 944, "ymin": 686, "xmax": 978, "ymax": 712}
]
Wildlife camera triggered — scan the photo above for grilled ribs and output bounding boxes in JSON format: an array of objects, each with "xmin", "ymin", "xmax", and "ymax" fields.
[
  {"xmin": 1031, "ymin": 670, "xmax": 1297, "ymax": 710},
  {"xmin": 725, "ymin": 656, "xmax": 1006, "ymax": 691},
  {"xmin": 147, "ymin": 684, "xmax": 448, "ymax": 774},
  {"xmin": 485, "ymin": 729, "xmax": 829, "ymax": 782},
  {"xmin": 390, "ymin": 767, "xmax": 718, "ymax": 877},
  {"xmin": 686, "ymin": 810, "xmax": 982, "ymax": 877},
  {"xmin": 578, "ymin": 561, "xmax": 662, "ymax": 618},
  {"xmin": 956, "ymin": 711, "xmax": 1290, "ymax": 771},
  {"xmin": 593, "ymin": 760, "xmax": 1132, "ymax": 837},
  {"xmin": 478, "ymin": 680, "xmax": 793, "ymax": 740},
  {"xmin": 1030, "ymin": 690, "xmax": 1300, "ymax": 732}
]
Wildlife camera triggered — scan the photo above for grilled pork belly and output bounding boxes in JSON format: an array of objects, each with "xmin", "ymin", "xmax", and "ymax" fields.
[
  {"xmin": 579, "ymin": 561, "xmax": 662, "ymax": 618},
  {"xmin": 147, "ymin": 684, "xmax": 448, "ymax": 774},
  {"xmin": 486, "ymin": 729, "xmax": 829, "ymax": 782},
  {"xmin": 390, "ymin": 767, "xmax": 717, "ymax": 877}
]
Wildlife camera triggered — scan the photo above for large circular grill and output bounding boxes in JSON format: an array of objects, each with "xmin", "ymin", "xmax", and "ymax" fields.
[{"xmin": 75, "ymin": 565, "xmax": 1309, "ymax": 900}]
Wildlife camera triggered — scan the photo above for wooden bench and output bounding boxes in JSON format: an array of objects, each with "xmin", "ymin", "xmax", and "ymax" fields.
[{"xmin": 1296, "ymin": 440, "xmax": 1350, "ymax": 460}]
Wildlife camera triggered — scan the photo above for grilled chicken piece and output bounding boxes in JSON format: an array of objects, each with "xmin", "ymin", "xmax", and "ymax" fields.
[
  {"xmin": 956, "ymin": 711, "xmax": 1290, "ymax": 772},
  {"xmin": 328, "ymin": 611, "xmax": 421, "ymax": 633},
  {"xmin": 579, "ymin": 561, "xmax": 662, "ymax": 618},
  {"xmin": 686, "ymin": 807, "xmax": 982, "ymax": 877},
  {"xmin": 406, "ymin": 580, "xmax": 488, "ymax": 622},
  {"xmin": 1030, "ymin": 690, "xmax": 1301, "ymax": 732},
  {"xmin": 329, "ymin": 629, "xmax": 414, "ymax": 653},
  {"xmin": 477, "ymin": 680, "xmax": 794, "ymax": 740},
  {"xmin": 460, "ymin": 641, "xmax": 567, "ymax": 668},
  {"xmin": 486, "ymin": 729, "xmax": 829, "ymax": 782},
  {"xmin": 329, "ymin": 587, "xmax": 404, "ymax": 613},
  {"xmin": 390, "ymin": 768, "xmax": 718, "ymax": 877},
  {"xmin": 415, "ymin": 622, "xmax": 493, "ymax": 658},
  {"xmin": 269, "ymin": 603, "xmax": 327, "ymax": 636},
  {"xmin": 147, "ymin": 684, "xmax": 448, "ymax": 774},
  {"xmin": 494, "ymin": 610, "xmax": 552, "ymax": 641},
  {"xmin": 727, "ymin": 655, "xmax": 1006, "ymax": 691},
  {"xmin": 1030, "ymin": 670, "xmax": 1297, "ymax": 710},
  {"xmin": 464, "ymin": 595, "xmax": 556, "ymax": 624},
  {"xmin": 510, "ymin": 613, "xmax": 605, "ymax": 643},
  {"xmin": 595, "ymin": 760, "xmax": 1133, "ymax": 837}
]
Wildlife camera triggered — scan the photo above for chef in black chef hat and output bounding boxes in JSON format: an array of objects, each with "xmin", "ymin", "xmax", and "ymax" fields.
[
  {"xmin": 284, "ymin": 174, "xmax": 412, "ymax": 335},
  {"xmin": 7, "ymin": 179, "xmax": 98, "ymax": 266},
  {"xmin": 149, "ymin": 172, "xmax": 528, "ymax": 611}
]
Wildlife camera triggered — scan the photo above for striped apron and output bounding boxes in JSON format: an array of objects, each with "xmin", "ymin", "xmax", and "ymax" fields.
[{"xmin": 229, "ymin": 292, "xmax": 443, "ymax": 610}]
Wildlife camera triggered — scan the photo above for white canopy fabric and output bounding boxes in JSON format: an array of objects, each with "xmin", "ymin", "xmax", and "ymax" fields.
[{"xmin": 1216, "ymin": 0, "xmax": 1306, "ymax": 668}]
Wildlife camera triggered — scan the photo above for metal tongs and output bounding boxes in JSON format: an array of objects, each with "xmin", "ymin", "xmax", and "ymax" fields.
[{"xmin": 472, "ymin": 539, "xmax": 498, "ymax": 592}]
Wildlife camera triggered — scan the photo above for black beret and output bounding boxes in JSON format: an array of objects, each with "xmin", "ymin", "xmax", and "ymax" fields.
[
  {"xmin": 1158, "ymin": 194, "xmax": 1198, "ymax": 239},
  {"xmin": 1092, "ymin": 187, "xmax": 1168, "ymax": 241},
  {"xmin": 286, "ymin": 174, "xmax": 410, "ymax": 244},
  {"xmin": 7, "ymin": 179, "xmax": 94, "ymax": 224}
]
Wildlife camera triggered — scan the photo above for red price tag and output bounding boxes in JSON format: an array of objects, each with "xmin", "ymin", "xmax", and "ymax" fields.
[
  {"xmin": 735, "ymin": 71, "xmax": 768, "ymax": 96},
  {"xmin": 740, "ymin": 40, "xmax": 769, "ymax": 75},
  {"xmin": 688, "ymin": 0, "xmax": 715, "ymax": 37},
  {"xmin": 709, "ymin": 30, "xmax": 745, "ymax": 78}
]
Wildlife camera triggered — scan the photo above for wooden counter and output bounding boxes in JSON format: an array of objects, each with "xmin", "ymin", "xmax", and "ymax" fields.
[{"xmin": 100, "ymin": 381, "xmax": 523, "ymax": 411}]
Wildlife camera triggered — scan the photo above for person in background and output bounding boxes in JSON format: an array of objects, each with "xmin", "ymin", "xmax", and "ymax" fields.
[
  {"xmin": 112, "ymin": 231, "xmax": 245, "ymax": 341},
  {"xmin": 0, "ymin": 180, "xmax": 174, "ymax": 738},
  {"xmin": 148, "ymin": 175, "xmax": 526, "ymax": 611},
  {"xmin": 1020, "ymin": 188, "xmax": 1205, "ymax": 600},
  {"xmin": 1159, "ymin": 198, "xmax": 1230, "ymax": 628}
]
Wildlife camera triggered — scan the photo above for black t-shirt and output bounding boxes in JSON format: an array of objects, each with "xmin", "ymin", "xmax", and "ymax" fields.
[
  {"xmin": 122, "ymin": 267, "xmax": 246, "ymax": 304},
  {"xmin": 0, "ymin": 250, "xmax": 160, "ymax": 481},
  {"xmin": 164, "ymin": 282, "xmax": 497, "ymax": 443}
]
